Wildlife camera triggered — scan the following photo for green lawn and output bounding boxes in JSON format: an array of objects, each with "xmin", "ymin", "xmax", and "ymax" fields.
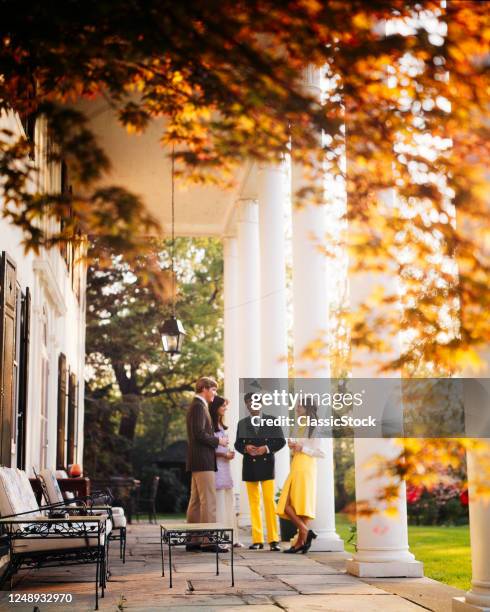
[
  {"xmin": 335, "ymin": 513, "xmax": 471, "ymax": 591},
  {"xmin": 155, "ymin": 513, "xmax": 186, "ymax": 521}
]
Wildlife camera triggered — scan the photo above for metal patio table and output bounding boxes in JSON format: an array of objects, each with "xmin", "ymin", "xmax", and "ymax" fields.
[{"xmin": 160, "ymin": 522, "xmax": 234, "ymax": 588}]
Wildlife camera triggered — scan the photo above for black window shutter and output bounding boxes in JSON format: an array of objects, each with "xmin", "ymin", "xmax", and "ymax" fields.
[
  {"xmin": 56, "ymin": 353, "xmax": 67, "ymax": 469},
  {"xmin": 67, "ymin": 372, "xmax": 77, "ymax": 465},
  {"xmin": 0, "ymin": 252, "xmax": 17, "ymax": 467},
  {"xmin": 16, "ymin": 287, "xmax": 30, "ymax": 470}
]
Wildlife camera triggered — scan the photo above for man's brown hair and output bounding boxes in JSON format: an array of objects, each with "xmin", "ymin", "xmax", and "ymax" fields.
[{"xmin": 195, "ymin": 376, "xmax": 218, "ymax": 393}]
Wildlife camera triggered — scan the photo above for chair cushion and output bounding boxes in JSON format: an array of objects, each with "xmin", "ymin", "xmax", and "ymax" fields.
[
  {"xmin": 51, "ymin": 470, "xmax": 76, "ymax": 501},
  {"xmin": 0, "ymin": 468, "xmax": 40, "ymax": 519},
  {"xmin": 40, "ymin": 469, "xmax": 64, "ymax": 505},
  {"xmin": 93, "ymin": 506, "xmax": 126, "ymax": 527},
  {"xmin": 112, "ymin": 513, "xmax": 127, "ymax": 528},
  {"xmin": 16, "ymin": 470, "xmax": 42, "ymax": 517},
  {"xmin": 12, "ymin": 516, "xmax": 112, "ymax": 553},
  {"xmin": 14, "ymin": 531, "xmax": 108, "ymax": 553}
]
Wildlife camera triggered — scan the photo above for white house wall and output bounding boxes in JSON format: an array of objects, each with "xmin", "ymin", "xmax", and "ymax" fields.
[{"xmin": 0, "ymin": 110, "xmax": 87, "ymax": 475}]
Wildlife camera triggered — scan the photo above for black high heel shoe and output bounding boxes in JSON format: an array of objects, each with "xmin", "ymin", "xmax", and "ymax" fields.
[
  {"xmin": 283, "ymin": 545, "xmax": 301, "ymax": 554},
  {"xmin": 283, "ymin": 543, "xmax": 308, "ymax": 554},
  {"xmin": 302, "ymin": 530, "xmax": 317, "ymax": 554},
  {"xmin": 249, "ymin": 543, "xmax": 264, "ymax": 550}
]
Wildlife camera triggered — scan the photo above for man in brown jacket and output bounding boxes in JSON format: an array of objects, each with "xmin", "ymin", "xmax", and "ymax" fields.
[{"xmin": 186, "ymin": 376, "xmax": 228, "ymax": 552}]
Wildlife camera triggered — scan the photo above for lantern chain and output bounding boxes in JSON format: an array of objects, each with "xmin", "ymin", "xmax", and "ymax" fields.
[{"xmin": 171, "ymin": 144, "xmax": 176, "ymax": 316}]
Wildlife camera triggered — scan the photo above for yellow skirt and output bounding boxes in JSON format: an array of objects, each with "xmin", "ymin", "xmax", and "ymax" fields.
[{"xmin": 276, "ymin": 452, "xmax": 317, "ymax": 520}]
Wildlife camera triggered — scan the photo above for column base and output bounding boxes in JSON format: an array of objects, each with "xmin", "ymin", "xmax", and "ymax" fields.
[
  {"xmin": 309, "ymin": 532, "xmax": 345, "ymax": 552},
  {"xmin": 346, "ymin": 559, "xmax": 424, "ymax": 578},
  {"xmin": 453, "ymin": 597, "xmax": 490, "ymax": 612}
]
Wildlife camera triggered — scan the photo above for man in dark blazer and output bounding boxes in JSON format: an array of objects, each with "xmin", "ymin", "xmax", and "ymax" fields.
[
  {"xmin": 235, "ymin": 392, "xmax": 286, "ymax": 551},
  {"xmin": 186, "ymin": 376, "xmax": 228, "ymax": 552}
]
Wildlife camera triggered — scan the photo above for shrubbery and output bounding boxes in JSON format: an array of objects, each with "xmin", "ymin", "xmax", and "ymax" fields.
[
  {"xmin": 138, "ymin": 465, "xmax": 190, "ymax": 515},
  {"xmin": 407, "ymin": 483, "xmax": 469, "ymax": 526}
]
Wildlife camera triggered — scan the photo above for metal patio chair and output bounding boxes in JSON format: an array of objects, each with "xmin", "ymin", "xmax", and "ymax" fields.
[
  {"xmin": 39, "ymin": 468, "xmax": 127, "ymax": 563},
  {"xmin": 135, "ymin": 476, "xmax": 160, "ymax": 524},
  {"xmin": 0, "ymin": 467, "xmax": 110, "ymax": 610}
]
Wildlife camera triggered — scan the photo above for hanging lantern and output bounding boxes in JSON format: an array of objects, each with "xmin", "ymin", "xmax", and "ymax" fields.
[
  {"xmin": 161, "ymin": 315, "xmax": 186, "ymax": 355},
  {"xmin": 161, "ymin": 147, "xmax": 186, "ymax": 355}
]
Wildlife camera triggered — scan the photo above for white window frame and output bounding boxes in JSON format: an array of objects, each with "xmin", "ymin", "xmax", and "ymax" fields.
[{"xmin": 39, "ymin": 306, "xmax": 49, "ymax": 469}]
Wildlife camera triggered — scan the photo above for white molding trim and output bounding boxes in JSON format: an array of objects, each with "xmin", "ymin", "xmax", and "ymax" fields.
[
  {"xmin": 33, "ymin": 259, "xmax": 67, "ymax": 316},
  {"xmin": 158, "ymin": 223, "xmax": 224, "ymax": 237}
]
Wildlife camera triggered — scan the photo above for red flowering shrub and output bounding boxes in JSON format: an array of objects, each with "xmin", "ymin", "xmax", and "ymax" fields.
[
  {"xmin": 407, "ymin": 482, "xmax": 469, "ymax": 525},
  {"xmin": 406, "ymin": 485, "xmax": 424, "ymax": 504},
  {"xmin": 460, "ymin": 489, "xmax": 469, "ymax": 506}
]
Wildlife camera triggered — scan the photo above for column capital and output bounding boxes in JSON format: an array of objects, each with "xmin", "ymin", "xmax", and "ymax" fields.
[
  {"xmin": 301, "ymin": 65, "xmax": 322, "ymax": 99},
  {"xmin": 237, "ymin": 196, "xmax": 258, "ymax": 204},
  {"xmin": 236, "ymin": 198, "xmax": 258, "ymax": 224},
  {"xmin": 257, "ymin": 159, "xmax": 288, "ymax": 173}
]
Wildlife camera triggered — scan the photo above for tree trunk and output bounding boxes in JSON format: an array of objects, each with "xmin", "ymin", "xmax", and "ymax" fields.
[
  {"xmin": 118, "ymin": 395, "xmax": 140, "ymax": 440},
  {"xmin": 113, "ymin": 362, "xmax": 141, "ymax": 442}
]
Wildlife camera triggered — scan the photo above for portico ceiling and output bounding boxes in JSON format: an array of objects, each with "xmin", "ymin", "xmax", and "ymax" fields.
[{"xmin": 75, "ymin": 98, "xmax": 256, "ymax": 237}]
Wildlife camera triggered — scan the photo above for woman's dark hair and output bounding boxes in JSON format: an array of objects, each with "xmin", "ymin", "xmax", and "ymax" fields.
[
  {"xmin": 299, "ymin": 398, "xmax": 318, "ymax": 438},
  {"xmin": 209, "ymin": 395, "xmax": 229, "ymax": 432}
]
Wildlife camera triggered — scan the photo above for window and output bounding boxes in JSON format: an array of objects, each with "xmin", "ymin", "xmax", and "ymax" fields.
[
  {"xmin": 42, "ymin": 305, "xmax": 48, "ymax": 347},
  {"xmin": 67, "ymin": 372, "xmax": 78, "ymax": 466},
  {"xmin": 0, "ymin": 252, "xmax": 17, "ymax": 466},
  {"xmin": 16, "ymin": 288, "xmax": 30, "ymax": 470},
  {"xmin": 56, "ymin": 353, "xmax": 67, "ymax": 469},
  {"xmin": 72, "ymin": 240, "xmax": 81, "ymax": 302},
  {"xmin": 59, "ymin": 161, "xmax": 73, "ymax": 270},
  {"xmin": 0, "ymin": 253, "xmax": 31, "ymax": 469},
  {"xmin": 39, "ymin": 306, "xmax": 49, "ymax": 469},
  {"xmin": 59, "ymin": 162, "xmax": 82, "ymax": 302},
  {"xmin": 11, "ymin": 284, "xmax": 21, "ymax": 463}
]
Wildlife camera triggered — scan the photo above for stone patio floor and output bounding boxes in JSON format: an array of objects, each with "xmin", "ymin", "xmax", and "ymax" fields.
[{"xmin": 0, "ymin": 521, "xmax": 465, "ymax": 611}]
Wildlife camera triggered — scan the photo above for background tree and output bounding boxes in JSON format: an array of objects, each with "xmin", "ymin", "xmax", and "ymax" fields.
[{"xmin": 84, "ymin": 236, "xmax": 223, "ymax": 473}]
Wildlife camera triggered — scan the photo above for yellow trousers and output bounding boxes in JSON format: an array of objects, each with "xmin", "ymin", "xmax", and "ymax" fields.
[{"xmin": 246, "ymin": 480, "xmax": 279, "ymax": 544}]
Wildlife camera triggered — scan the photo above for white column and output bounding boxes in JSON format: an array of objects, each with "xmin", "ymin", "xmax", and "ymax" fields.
[
  {"xmin": 258, "ymin": 161, "xmax": 290, "ymax": 489},
  {"xmin": 347, "ymin": 382, "xmax": 422, "ymax": 575},
  {"xmin": 237, "ymin": 199, "xmax": 260, "ymax": 379},
  {"xmin": 454, "ymin": 351, "xmax": 490, "ymax": 611},
  {"xmin": 236, "ymin": 198, "xmax": 261, "ymax": 526},
  {"xmin": 453, "ymin": 441, "xmax": 490, "ymax": 612},
  {"xmin": 346, "ymin": 193, "xmax": 423, "ymax": 577},
  {"xmin": 347, "ymin": 439, "xmax": 423, "ymax": 576},
  {"xmin": 223, "ymin": 235, "xmax": 242, "ymax": 502},
  {"xmin": 290, "ymin": 65, "xmax": 343, "ymax": 552}
]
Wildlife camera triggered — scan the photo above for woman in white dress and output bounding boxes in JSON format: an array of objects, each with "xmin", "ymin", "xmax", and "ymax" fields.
[{"xmin": 209, "ymin": 395, "xmax": 243, "ymax": 547}]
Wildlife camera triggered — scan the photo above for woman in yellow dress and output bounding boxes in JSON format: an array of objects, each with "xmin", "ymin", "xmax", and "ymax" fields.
[{"xmin": 276, "ymin": 399, "xmax": 326, "ymax": 554}]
